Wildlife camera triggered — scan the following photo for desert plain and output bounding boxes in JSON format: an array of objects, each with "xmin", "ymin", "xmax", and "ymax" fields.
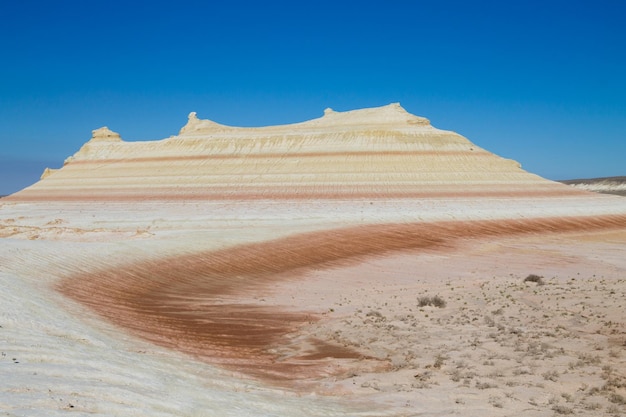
[{"xmin": 1, "ymin": 104, "xmax": 625, "ymax": 416}]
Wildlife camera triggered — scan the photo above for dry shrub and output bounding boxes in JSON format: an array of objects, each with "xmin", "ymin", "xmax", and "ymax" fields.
[
  {"xmin": 609, "ymin": 393, "xmax": 626, "ymax": 405},
  {"xmin": 552, "ymin": 405, "xmax": 573, "ymax": 415},
  {"xmin": 418, "ymin": 295, "xmax": 446, "ymax": 308},
  {"xmin": 543, "ymin": 370, "xmax": 560, "ymax": 382},
  {"xmin": 476, "ymin": 381, "xmax": 498, "ymax": 390},
  {"xmin": 524, "ymin": 274, "xmax": 545, "ymax": 285}
]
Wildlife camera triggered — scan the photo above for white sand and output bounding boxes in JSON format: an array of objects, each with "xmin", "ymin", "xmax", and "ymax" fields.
[{"xmin": 2, "ymin": 199, "xmax": 625, "ymax": 416}]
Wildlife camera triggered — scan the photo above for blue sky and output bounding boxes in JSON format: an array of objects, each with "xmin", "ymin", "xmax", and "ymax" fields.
[{"xmin": 1, "ymin": 0, "xmax": 624, "ymax": 195}]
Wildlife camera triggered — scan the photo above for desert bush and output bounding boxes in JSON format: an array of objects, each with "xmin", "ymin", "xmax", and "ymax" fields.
[
  {"xmin": 418, "ymin": 295, "xmax": 446, "ymax": 308},
  {"xmin": 488, "ymin": 395, "xmax": 504, "ymax": 408},
  {"xmin": 542, "ymin": 370, "xmax": 560, "ymax": 382},
  {"xmin": 412, "ymin": 371, "xmax": 432, "ymax": 389},
  {"xmin": 582, "ymin": 402, "xmax": 602, "ymax": 411},
  {"xmin": 524, "ymin": 274, "xmax": 545, "ymax": 285},
  {"xmin": 450, "ymin": 369, "xmax": 462, "ymax": 382},
  {"xmin": 365, "ymin": 310, "xmax": 383, "ymax": 318},
  {"xmin": 484, "ymin": 315, "xmax": 496, "ymax": 327},
  {"xmin": 476, "ymin": 381, "xmax": 498, "ymax": 389},
  {"xmin": 577, "ymin": 353, "xmax": 602, "ymax": 367},
  {"xmin": 432, "ymin": 353, "xmax": 447, "ymax": 369},
  {"xmin": 552, "ymin": 405, "xmax": 573, "ymax": 415},
  {"xmin": 365, "ymin": 310, "xmax": 386, "ymax": 323}
]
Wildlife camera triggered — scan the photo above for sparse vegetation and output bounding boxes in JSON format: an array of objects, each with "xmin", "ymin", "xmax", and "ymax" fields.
[
  {"xmin": 418, "ymin": 295, "xmax": 446, "ymax": 308},
  {"xmin": 304, "ymin": 254, "xmax": 625, "ymax": 415},
  {"xmin": 524, "ymin": 274, "xmax": 545, "ymax": 285},
  {"xmin": 432, "ymin": 353, "xmax": 447, "ymax": 369},
  {"xmin": 476, "ymin": 381, "xmax": 498, "ymax": 390},
  {"xmin": 488, "ymin": 395, "xmax": 504, "ymax": 408},
  {"xmin": 542, "ymin": 370, "xmax": 560, "ymax": 382},
  {"xmin": 552, "ymin": 404, "xmax": 574, "ymax": 415}
]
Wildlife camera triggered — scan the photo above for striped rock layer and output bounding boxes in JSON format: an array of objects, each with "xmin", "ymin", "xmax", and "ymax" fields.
[{"xmin": 9, "ymin": 103, "xmax": 575, "ymax": 201}]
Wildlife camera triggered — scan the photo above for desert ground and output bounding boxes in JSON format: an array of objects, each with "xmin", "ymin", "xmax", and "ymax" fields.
[
  {"xmin": 1, "ymin": 105, "xmax": 625, "ymax": 416},
  {"xmin": 1, "ymin": 199, "xmax": 624, "ymax": 417}
]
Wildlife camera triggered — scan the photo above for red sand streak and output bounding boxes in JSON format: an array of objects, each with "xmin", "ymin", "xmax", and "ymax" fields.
[{"xmin": 58, "ymin": 214, "xmax": 626, "ymax": 384}]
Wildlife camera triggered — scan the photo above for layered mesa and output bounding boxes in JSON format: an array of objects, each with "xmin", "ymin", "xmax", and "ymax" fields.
[{"xmin": 7, "ymin": 104, "xmax": 580, "ymax": 201}]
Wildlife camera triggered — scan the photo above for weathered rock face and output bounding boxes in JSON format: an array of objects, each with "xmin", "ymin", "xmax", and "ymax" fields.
[{"xmin": 8, "ymin": 103, "xmax": 574, "ymax": 201}]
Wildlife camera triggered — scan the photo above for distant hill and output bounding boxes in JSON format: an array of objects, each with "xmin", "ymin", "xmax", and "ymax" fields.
[{"xmin": 559, "ymin": 176, "xmax": 626, "ymax": 196}]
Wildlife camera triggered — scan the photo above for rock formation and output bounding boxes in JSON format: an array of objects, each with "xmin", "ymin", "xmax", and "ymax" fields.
[{"xmin": 8, "ymin": 103, "xmax": 573, "ymax": 202}]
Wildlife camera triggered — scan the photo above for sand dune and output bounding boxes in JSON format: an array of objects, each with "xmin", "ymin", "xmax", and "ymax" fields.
[{"xmin": 1, "ymin": 104, "xmax": 625, "ymax": 416}]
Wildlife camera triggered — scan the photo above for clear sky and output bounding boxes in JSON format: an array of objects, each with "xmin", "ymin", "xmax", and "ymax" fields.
[{"xmin": 1, "ymin": 0, "xmax": 624, "ymax": 195}]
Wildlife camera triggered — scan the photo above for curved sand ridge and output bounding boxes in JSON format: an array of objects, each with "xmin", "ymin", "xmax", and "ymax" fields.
[
  {"xmin": 2, "ymin": 104, "xmax": 626, "ymax": 415},
  {"xmin": 59, "ymin": 215, "xmax": 626, "ymax": 386}
]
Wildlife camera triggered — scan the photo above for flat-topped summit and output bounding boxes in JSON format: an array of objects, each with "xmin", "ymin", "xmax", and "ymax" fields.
[
  {"xmin": 316, "ymin": 103, "xmax": 430, "ymax": 127},
  {"xmin": 178, "ymin": 103, "xmax": 431, "ymax": 136}
]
